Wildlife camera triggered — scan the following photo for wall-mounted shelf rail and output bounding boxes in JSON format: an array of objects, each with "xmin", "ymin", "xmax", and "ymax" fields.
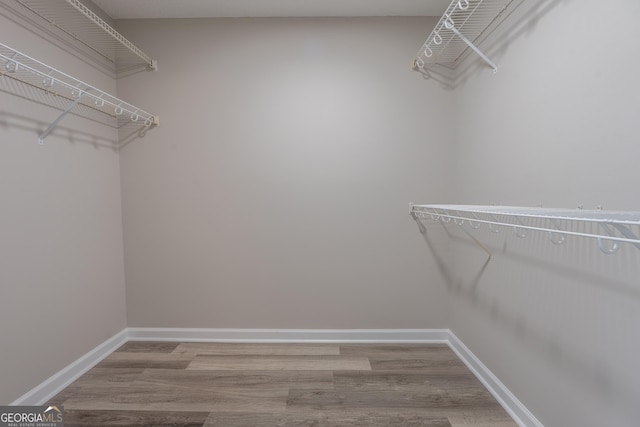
[
  {"xmin": 13, "ymin": 0, "xmax": 156, "ymax": 74},
  {"xmin": 413, "ymin": 0, "xmax": 519, "ymax": 73},
  {"xmin": 410, "ymin": 204, "xmax": 640, "ymax": 255},
  {"xmin": 0, "ymin": 42, "xmax": 158, "ymax": 144}
]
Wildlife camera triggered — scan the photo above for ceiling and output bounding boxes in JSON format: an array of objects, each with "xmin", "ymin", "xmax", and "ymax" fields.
[{"xmin": 91, "ymin": 0, "xmax": 451, "ymax": 19}]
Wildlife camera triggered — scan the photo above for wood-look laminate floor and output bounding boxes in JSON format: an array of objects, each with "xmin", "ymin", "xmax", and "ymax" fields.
[{"xmin": 47, "ymin": 342, "xmax": 518, "ymax": 427}]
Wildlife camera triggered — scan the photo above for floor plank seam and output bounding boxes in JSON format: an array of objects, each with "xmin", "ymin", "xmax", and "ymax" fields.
[{"xmin": 49, "ymin": 343, "xmax": 519, "ymax": 427}]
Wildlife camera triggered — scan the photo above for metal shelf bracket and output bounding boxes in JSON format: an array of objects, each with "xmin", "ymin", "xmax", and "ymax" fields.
[
  {"xmin": 38, "ymin": 90, "xmax": 87, "ymax": 145},
  {"xmin": 444, "ymin": 16, "xmax": 498, "ymax": 73}
]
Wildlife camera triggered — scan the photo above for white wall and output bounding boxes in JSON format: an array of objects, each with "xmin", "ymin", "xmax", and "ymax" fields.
[
  {"xmin": 0, "ymin": 9, "xmax": 127, "ymax": 404},
  {"xmin": 115, "ymin": 17, "xmax": 455, "ymax": 329},
  {"xmin": 446, "ymin": 0, "xmax": 640, "ymax": 426}
]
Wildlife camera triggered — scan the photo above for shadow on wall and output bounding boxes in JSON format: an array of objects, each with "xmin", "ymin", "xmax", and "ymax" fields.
[
  {"xmin": 416, "ymin": 0, "xmax": 568, "ymax": 90},
  {"xmin": 0, "ymin": 109, "xmax": 118, "ymax": 150},
  {"xmin": 431, "ymin": 221, "xmax": 640, "ymax": 301},
  {"xmin": 412, "ymin": 214, "xmax": 640, "ymax": 420},
  {"xmin": 117, "ymin": 122, "xmax": 156, "ymax": 150}
]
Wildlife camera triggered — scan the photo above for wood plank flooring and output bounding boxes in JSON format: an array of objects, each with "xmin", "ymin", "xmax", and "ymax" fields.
[{"xmin": 47, "ymin": 342, "xmax": 518, "ymax": 427}]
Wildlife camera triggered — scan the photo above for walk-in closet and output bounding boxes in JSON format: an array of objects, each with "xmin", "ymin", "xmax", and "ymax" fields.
[{"xmin": 1, "ymin": 1, "xmax": 638, "ymax": 426}]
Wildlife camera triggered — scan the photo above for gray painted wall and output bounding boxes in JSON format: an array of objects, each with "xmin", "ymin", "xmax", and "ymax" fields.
[
  {"xmin": 116, "ymin": 17, "xmax": 454, "ymax": 329},
  {"xmin": 0, "ymin": 11, "xmax": 127, "ymax": 404},
  {"xmin": 447, "ymin": 0, "xmax": 640, "ymax": 426}
]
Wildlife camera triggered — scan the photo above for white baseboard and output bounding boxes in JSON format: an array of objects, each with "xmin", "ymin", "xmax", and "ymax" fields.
[
  {"xmin": 10, "ymin": 329, "xmax": 128, "ymax": 406},
  {"xmin": 11, "ymin": 327, "xmax": 543, "ymax": 427},
  {"xmin": 447, "ymin": 330, "xmax": 544, "ymax": 427},
  {"xmin": 126, "ymin": 327, "xmax": 450, "ymax": 343}
]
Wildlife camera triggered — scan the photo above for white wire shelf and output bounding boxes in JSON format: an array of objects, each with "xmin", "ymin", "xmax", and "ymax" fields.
[
  {"xmin": 413, "ymin": 0, "xmax": 519, "ymax": 73},
  {"xmin": 410, "ymin": 204, "xmax": 640, "ymax": 254},
  {"xmin": 0, "ymin": 41, "xmax": 158, "ymax": 143},
  {"xmin": 12, "ymin": 0, "xmax": 156, "ymax": 74}
]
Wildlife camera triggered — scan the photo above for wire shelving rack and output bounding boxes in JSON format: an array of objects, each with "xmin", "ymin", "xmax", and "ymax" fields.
[
  {"xmin": 411, "ymin": 204, "xmax": 640, "ymax": 255},
  {"xmin": 413, "ymin": 0, "xmax": 521, "ymax": 74},
  {"xmin": 0, "ymin": 42, "xmax": 158, "ymax": 144},
  {"xmin": 12, "ymin": 0, "xmax": 156, "ymax": 74}
]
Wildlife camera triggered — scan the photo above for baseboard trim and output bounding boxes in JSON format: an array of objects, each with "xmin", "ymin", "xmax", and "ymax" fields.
[
  {"xmin": 126, "ymin": 327, "xmax": 450, "ymax": 343},
  {"xmin": 447, "ymin": 330, "xmax": 544, "ymax": 427},
  {"xmin": 11, "ymin": 327, "xmax": 543, "ymax": 427},
  {"xmin": 10, "ymin": 329, "xmax": 128, "ymax": 406}
]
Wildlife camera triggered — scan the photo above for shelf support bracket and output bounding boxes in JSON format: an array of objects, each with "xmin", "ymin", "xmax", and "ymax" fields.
[
  {"xmin": 456, "ymin": 221, "xmax": 494, "ymax": 260},
  {"xmin": 38, "ymin": 91, "xmax": 86, "ymax": 145},
  {"xmin": 612, "ymin": 224, "xmax": 640, "ymax": 251},
  {"xmin": 447, "ymin": 21, "xmax": 498, "ymax": 74}
]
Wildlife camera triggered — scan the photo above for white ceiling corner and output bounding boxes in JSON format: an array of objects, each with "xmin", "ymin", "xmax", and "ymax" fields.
[{"xmin": 91, "ymin": 0, "xmax": 451, "ymax": 19}]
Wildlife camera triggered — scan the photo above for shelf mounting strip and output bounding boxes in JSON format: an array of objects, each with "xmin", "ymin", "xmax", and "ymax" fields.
[
  {"xmin": 410, "ymin": 204, "xmax": 640, "ymax": 255},
  {"xmin": 414, "ymin": 0, "xmax": 518, "ymax": 73},
  {"xmin": 0, "ymin": 42, "xmax": 158, "ymax": 144}
]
